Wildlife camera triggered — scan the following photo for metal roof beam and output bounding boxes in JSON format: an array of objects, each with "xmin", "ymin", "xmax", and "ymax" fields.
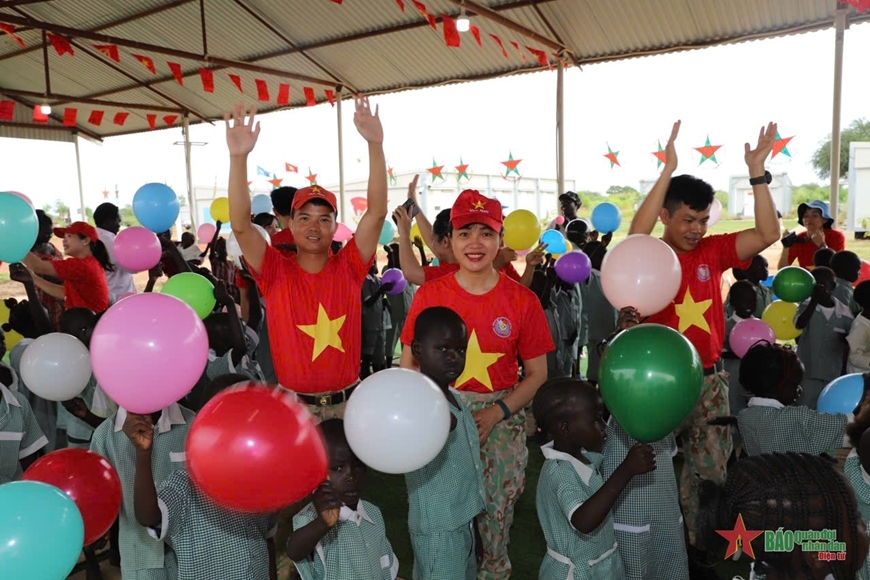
[
  {"xmin": 0, "ymin": 87, "xmax": 182, "ymax": 112},
  {"xmin": 0, "ymin": 0, "xmax": 57, "ymax": 7}
]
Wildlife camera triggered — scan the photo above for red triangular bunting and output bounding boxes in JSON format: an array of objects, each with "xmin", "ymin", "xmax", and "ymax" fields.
[
  {"xmin": 146, "ymin": 114, "xmax": 157, "ymax": 130},
  {"xmin": 63, "ymin": 108, "xmax": 77, "ymax": 127},
  {"xmin": 133, "ymin": 54, "xmax": 156, "ymax": 74},
  {"xmin": 325, "ymin": 89, "xmax": 335, "ymax": 106},
  {"xmin": 442, "ymin": 15, "xmax": 461, "ymax": 48},
  {"xmin": 395, "ymin": 0, "xmax": 405, "ymax": 10},
  {"xmin": 88, "ymin": 110, "xmax": 104, "ymax": 126},
  {"xmin": 0, "ymin": 100, "xmax": 14, "ymax": 121},
  {"xmin": 470, "ymin": 25, "xmax": 482, "ymax": 47},
  {"xmin": 0, "ymin": 23, "xmax": 26, "ymax": 48},
  {"xmin": 33, "ymin": 106, "xmax": 48, "ymax": 123},
  {"xmin": 228, "ymin": 74, "xmax": 243, "ymax": 93},
  {"xmin": 330, "ymin": 0, "xmax": 342, "ymax": 3},
  {"xmin": 168, "ymin": 62, "xmax": 184, "ymax": 85},
  {"xmin": 113, "ymin": 112, "xmax": 129, "ymax": 126},
  {"xmin": 490, "ymin": 34, "xmax": 508, "ymax": 58},
  {"xmin": 509, "ymin": 41, "xmax": 527, "ymax": 61},
  {"xmin": 163, "ymin": 115, "xmax": 178, "ymax": 127},
  {"xmin": 255, "ymin": 79, "xmax": 270, "ymax": 102},
  {"xmin": 277, "ymin": 83, "xmax": 290, "ymax": 105},
  {"xmin": 94, "ymin": 44, "xmax": 119, "ymax": 62},
  {"xmin": 304, "ymin": 87, "xmax": 316, "ymax": 107},
  {"xmin": 199, "ymin": 69, "xmax": 214, "ymax": 93},
  {"xmin": 526, "ymin": 46, "xmax": 550, "ymax": 69},
  {"xmin": 47, "ymin": 34, "xmax": 74, "ymax": 56}
]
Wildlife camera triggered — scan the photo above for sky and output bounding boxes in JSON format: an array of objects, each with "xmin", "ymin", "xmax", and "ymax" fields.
[{"xmin": 1, "ymin": 22, "xmax": 869, "ymax": 216}]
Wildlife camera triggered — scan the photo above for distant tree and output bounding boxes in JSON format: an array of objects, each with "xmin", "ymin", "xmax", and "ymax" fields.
[
  {"xmin": 119, "ymin": 204, "xmax": 140, "ymax": 227},
  {"xmin": 54, "ymin": 200, "xmax": 71, "ymax": 224},
  {"xmin": 177, "ymin": 195, "xmax": 187, "ymax": 208},
  {"xmin": 84, "ymin": 207, "xmax": 94, "ymax": 223},
  {"xmin": 714, "ymin": 191, "xmax": 728, "ymax": 212},
  {"xmin": 604, "ymin": 185, "xmax": 642, "ymax": 212},
  {"xmin": 811, "ymin": 118, "xmax": 870, "ymax": 180}
]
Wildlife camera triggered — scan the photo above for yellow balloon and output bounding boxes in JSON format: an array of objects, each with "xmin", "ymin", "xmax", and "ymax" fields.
[
  {"xmin": 0, "ymin": 300, "xmax": 23, "ymax": 352},
  {"xmin": 551, "ymin": 240, "xmax": 573, "ymax": 258},
  {"xmin": 410, "ymin": 223, "xmax": 422, "ymax": 243},
  {"xmin": 503, "ymin": 209, "xmax": 541, "ymax": 251},
  {"xmin": 210, "ymin": 198, "xmax": 230, "ymax": 223},
  {"xmin": 762, "ymin": 300, "xmax": 802, "ymax": 341}
]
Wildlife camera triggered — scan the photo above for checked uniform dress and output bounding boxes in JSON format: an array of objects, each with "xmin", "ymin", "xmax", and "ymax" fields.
[
  {"xmin": 844, "ymin": 450, "xmax": 870, "ymax": 580},
  {"xmin": 0, "ymin": 381, "xmax": 47, "ymax": 483},
  {"xmin": 736, "ymin": 397, "xmax": 850, "ymax": 456}
]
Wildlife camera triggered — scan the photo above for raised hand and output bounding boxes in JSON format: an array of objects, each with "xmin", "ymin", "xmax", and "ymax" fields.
[
  {"xmin": 617, "ymin": 306, "xmax": 641, "ymax": 330},
  {"xmin": 664, "ymin": 120, "xmax": 681, "ymax": 173},
  {"xmin": 744, "ymin": 122, "xmax": 777, "ymax": 171},
  {"xmin": 224, "ymin": 104, "xmax": 261, "ymax": 157},
  {"xmin": 123, "ymin": 413, "xmax": 155, "ymax": 452},
  {"xmin": 313, "ymin": 481, "xmax": 342, "ymax": 528},
  {"xmin": 525, "ymin": 243, "xmax": 547, "ymax": 268},
  {"xmin": 62, "ymin": 398, "xmax": 88, "ymax": 419},
  {"xmin": 353, "ymin": 95, "xmax": 383, "ymax": 144},
  {"xmin": 622, "ymin": 443, "xmax": 656, "ymax": 476},
  {"xmin": 392, "ymin": 205, "xmax": 412, "ymax": 236},
  {"xmin": 407, "ymin": 174, "xmax": 420, "ymax": 203},
  {"xmin": 213, "ymin": 280, "xmax": 232, "ymax": 305},
  {"xmin": 8, "ymin": 263, "xmax": 32, "ymax": 284}
]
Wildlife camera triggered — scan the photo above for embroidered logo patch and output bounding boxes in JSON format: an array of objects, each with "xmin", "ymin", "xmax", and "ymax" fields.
[
  {"xmin": 492, "ymin": 317, "xmax": 512, "ymax": 338},
  {"xmin": 697, "ymin": 264, "xmax": 711, "ymax": 282}
]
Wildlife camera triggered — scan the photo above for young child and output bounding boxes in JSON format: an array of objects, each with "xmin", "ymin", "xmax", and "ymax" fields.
[
  {"xmin": 361, "ymin": 264, "xmax": 389, "ymax": 379},
  {"xmin": 406, "ymin": 306, "xmax": 485, "ymax": 579},
  {"xmin": 129, "ymin": 378, "xmax": 278, "ymax": 580},
  {"xmin": 848, "ymin": 281, "xmax": 870, "ymax": 374},
  {"xmin": 794, "ymin": 266, "xmax": 854, "ymax": 408},
  {"xmin": 204, "ymin": 281, "xmax": 264, "ymax": 383},
  {"xmin": 581, "ymin": 241, "xmax": 617, "ymax": 385},
  {"xmin": 843, "ymin": 402, "xmax": 870, "ymax": 579},
  {"xmin": 722, "ymin": 280, "xmax": 757, "ymax": 417},
  {"xmin": 735, "ymin": 341, "xmax": 864, "ymax": 456},
  {"xmin": 178, "ymin": 232, "xmax": 203, "ymax": 266},
  {"xmin": 287, "ymin": 419, "xmax": 398, "ymax": 580},
  {"xmin": 813, "ymin": 246, "xmax": 835, "ymax": 269},
  {"xmin": 744, "ymin": 255, "xmax": 773, "ymax": 318},
  {"xmin": 831, "ymin": 250, "xmax": 862, "ymax": 316},
  {"xmin": 533, "ymin": 379, "xmax": 655, "ymax": 579}
]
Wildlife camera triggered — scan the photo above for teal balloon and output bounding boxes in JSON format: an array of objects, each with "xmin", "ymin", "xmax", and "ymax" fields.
[
  {"xmin": 379, "ymin": 220, "xmax": 397, "ymax": 245},
  {"xmin": 540, "ymin": 229, "xmax": 567, "ymax": 254},
  {"xmin": 0, "ymin": 192, "xmax": 38, "ymax": 263},
  {"xmin": 0, "ymin": 480, "xmax": 84, "ymax": 580},
  {"xmin": 772, "ymin": 266, "xmax": 814, "ymax": 303},
  {"xmin": 599, "ymin": 324, "xmax": 703, "ymax": 443}
]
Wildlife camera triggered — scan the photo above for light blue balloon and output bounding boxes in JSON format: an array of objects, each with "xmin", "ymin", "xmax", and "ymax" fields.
[
  {"xmin": 0, "ymin": 192, "xmax": 38, "ymax": 263},
  {"xmin": 817, "ymin": 374, "xmax": 865, "ymax": 415},
  {"xmin": 0, "ymin": 480, "xmax": 84, "ymax": 580},
  {"xmin": 431, "ymin": 257, "xmax": 440, "ymax": 266},
  {"xmin": 251, "ymin": 194, "xmax": 272, "ymax": 215},
  {"xmin": 540, "ymin": 229, "xmax": 567, "ymax": 254},
  {"xmin": 379, "ymin": 220, "xmax": 397, "ymax": 245},
  {"xmin": 132, "ymin": 183, "xmax": 180, "ymax": 233},
  {"xmin": 591, "ymin": 202, "xmax": 622, "ymax": 234}
]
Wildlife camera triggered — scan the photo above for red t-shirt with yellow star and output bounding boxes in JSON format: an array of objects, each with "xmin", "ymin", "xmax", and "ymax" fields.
[
  {"xmin": 646, "ymin": 232, "xmax": 751, "ymax": 368},
  {"xmin": 401, "ymin": 272, "xmax": 554, "ymax": 393},
  {"xmin": 248, "ymin": 237, "xmax": 372, "ymax": 394},
  {"xmin": 423, "ymin": 262, "xmax": 521, "ymax": 283}
]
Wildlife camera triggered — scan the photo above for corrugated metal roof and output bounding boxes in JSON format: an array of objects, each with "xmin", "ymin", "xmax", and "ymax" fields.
[{"xmin": 1, "ymin": 0, "xmax": 867, "ymax": 142}]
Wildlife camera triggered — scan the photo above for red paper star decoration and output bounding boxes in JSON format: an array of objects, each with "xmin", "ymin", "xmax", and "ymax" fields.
[
  {"xmin": 455, "ymin": 157, "xmax": 470, "ymax": 181},
  {"xmin": 387, "ymin": 165, "xmax": 397, "ymax": 186},
  {"xmin": 772, "ymin": 132, "xmax": 794, "ymax": 159},
  {"xmin": 603, "ymin": 143, "xmax": 620, "ymax": 168},
  {"xmin": 268, "ymin": 174, "xmax": 283, "ymax": 189},
  {"xmin": 695, "ymin": 135, "xmax": 722, "ymax": 166},
  {"xmin": 102, "ymin": 189, "xmax": 110, "ymax": 199},
  {"xmin": 427, "ymin": 159, "xmax": 445, "ymax": 182},
  {"xmin": 501, "ymin": 152, "xmax": 521, "ymax": 177},
  {"xmin": 652, "ymin": 140, "xmax": 667, "ymax": 168},
  {"xmin": 306, "ymin": 167, "xmax": 317, "ymax": 185},
  {"xmin": 716, "ymin": 514, "xmax": 763, "ymax": 559}
]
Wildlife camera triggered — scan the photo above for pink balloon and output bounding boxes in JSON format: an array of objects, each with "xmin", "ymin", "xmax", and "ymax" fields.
[
  {"xmin": 600, "ymin": 234, "xmax": 682, "ymax": 317},
  {"xmin": 729, "ymin": 318, "xmax": 776, "ymax": 358},
  {"xmin": 6, "ymin": 191, "xmax": 33, "ymax": 206},
  {"xmin": 555, "ymin": 215, "xmax": 565, "ymax": 225},
  {"xmin": 90, "ymin": 293, "xmax": 209, "ymax": 414},
  {"xmin": 197, "ymin": 223, "xmax": 216, "ymax": 244},
  {"xmin": 708, "ymin": 198, "xmax": 723, "ymax": 227},
  {"xmin": 334, "ymin": 222, "xmax": 353, "ymax": 243},
  {"xmin": 113, "ymin": 227, "xmax": 161, "ymax": 272},
  {"xmin": 516, "ymin": 249, "xmax": 530, "ymax": 257},
  {"xmin": 118, "ymin": 292, "xmax": 136, "ymax": 301}
]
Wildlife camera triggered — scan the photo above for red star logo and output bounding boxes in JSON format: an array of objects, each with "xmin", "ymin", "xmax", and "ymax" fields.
[
  {"xmin": 306, "ymin": 173, "xmax": 317, "ymax": 185},
  {"xmin": 652, "ymin": 140, "xmax": 667, "ymax": 167},
  {"xmin": 102, "ymin": 189, "xmax": 109, "ymax": 199},
  {"xmin": 603, "ymin": 144, "xmax": 620, "ymax": 168},
  {"xmin": 472, "ymin": 200, "xmax": 485, "ymax": 210},
  {"xmin": 501, "ymin": 152, "xmax": 521, "ymax": 176},
  {"xmin": 772, "ymin": 134, "xmax": 794, "ymax": 158},
  {"xmin": 695, "ymin": 135, "xmax": 722, "ymax": 165},
  {"xmin": 716, "ymin": 514, "xmax": 764, "ymax": 559},
  {"xmin": 427, "ymin": 162, "xmax": 445, "ymax": 180},
  {"xmin": 268, "ymin": 177, "xmax": 283, "ymax": 188}
]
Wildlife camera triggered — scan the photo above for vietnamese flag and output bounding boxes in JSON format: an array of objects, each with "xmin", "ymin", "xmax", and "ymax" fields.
[
  {"xmin": 47, "ymin": 34, "xmax": 74, "ymax": 56},
  {"xmin": 146, "ymin": 114, "xmax": 157, "ymax": 130},
  {"xmin": 163, "ymin": 115, "xmax": 178, "ymax": 127},
  {"xmin": 229, "ymin": 74, "xmax": 243, "ymax": 93},
  {"xmin": 133, "ymin": 54, "xmax": 156, "ymax": 74},
  {"xmin": 63, "ymin": 108, "xmax": 77, "ymax": 127},
  {"xmin": 0, "ymin": 100, "xmax": 14, "ymax": 120},
  {"xmin": 199, "ymin": 69, "xmax": 214, "ymax": 93},
  {"xmin": 442, "ymin": 15, "xmax": 460, "ymax": 48},
  {"xmin": 285, "ymin": 163, "xmax": 298, "ymax": 173},
  {"xmin": 304, "ymin": 87, "xmax": 316, "ymax": 107},
  {"xmin": 168, "ymin": 62, "xmax": 184, "ymax": 85},
  {"xmin": 113, "ymin": 112, "xmax": 129, "ymax": 126},
  {"xmin": 88, "ymin": 110, "xmax": 104, "ymax": 126},
  {"xmin": 255, "ymin": 79, "xmax": 270, "ymax": 102},
  {"xmin": 94, "ymin": 44, "xmax": 120, "ymax": 62},
  {"xmin": 33, "ymin": 106, "xmax": 49, "ymax": 123},
  {"xmin": 325, "ymin": 89, "xmax": 335, "ymax": 106},
  {"xmin": 277, "ymin": 83, "xmax": 290, "ymax": 105}
]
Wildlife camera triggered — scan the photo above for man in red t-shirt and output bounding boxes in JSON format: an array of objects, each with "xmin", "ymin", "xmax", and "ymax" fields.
[
  {"xmin": 400, "ymin": 189, "xmax": 553, "ymax": 578},
  {"xmin": 627, "ymin": 121, "xmax": 781, "ymax": 548},
  {"xmin": 224, "ymin": 98, "xmax": 386, "ymax": 422}
]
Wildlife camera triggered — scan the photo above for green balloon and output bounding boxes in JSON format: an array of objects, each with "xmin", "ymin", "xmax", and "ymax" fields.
[
  {"xmin": 599, "ymin": 324, "xmax": 703, "ymax": 443},
  {"xmin": 159, "ymin": 273, "xmax": 216, "ymax": 319},
  {"xmin": 772, "ymin": 266, "xmax": 814, "ymax": 303}
]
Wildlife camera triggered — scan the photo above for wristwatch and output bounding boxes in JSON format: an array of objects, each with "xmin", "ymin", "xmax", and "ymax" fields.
[{"xmin": 749, "ymin": 170, "xmax": 772, "ymax": 186}]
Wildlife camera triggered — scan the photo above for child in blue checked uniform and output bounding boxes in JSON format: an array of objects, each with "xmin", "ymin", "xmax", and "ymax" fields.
[
  {"xmin": 843, "ymin": 408, "xmax": 870, "ymax": 579},
  {"xmin": 407, "ymin": 306, "xmax": 486, "ymax": 579},
  {"xmin": 287, "ymin": 419, "xmax": 398, "ymax": 580},
  {"xmin": 533, "ymin": 378, "xmax": 656, "ymax": 579},
  {"xmin": 204, "ymin": 281, "xmax": 264, "ymax": 382}
]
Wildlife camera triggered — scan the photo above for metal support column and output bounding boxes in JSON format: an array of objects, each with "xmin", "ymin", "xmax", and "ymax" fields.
[
  {"xmin": 829, "ymin": 7, "xmax": 847, "ymax": 221},
  {"xmin": 183, "ymin": 112, "xmax": 197, "ymax": 230},
  {"xmin": 556, "ymin": 54, "xmax": 565, "ymax": 212},
  {"xmin": 336, "ymin": 87, "xmax": 346, "ymax": 221},
  {"xmin": 74, "ymin": 133, "xmax": 86, "ymax": 221}
]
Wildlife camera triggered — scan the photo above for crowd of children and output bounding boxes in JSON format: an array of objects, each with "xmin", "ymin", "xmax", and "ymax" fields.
[{"xmin": 4, "ymin": 101, "xmax": 870, "ymax": 580}]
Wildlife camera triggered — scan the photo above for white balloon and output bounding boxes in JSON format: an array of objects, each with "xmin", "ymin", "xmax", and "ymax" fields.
[
  {"xmin": 600, "ymin": 234, "xmax": 682, "ymax": 317},
  {"xmin": 344, "ymin": 368, "xmax": 451, "ymax": 474},
  {"xmin": 226, "ymin": 224, "xmax": 271, "ymax": 257},
  {"xmin": 708, "ymin": 198, "xmax": 723, "ymax": 227},
  {"xmin": 20, "ymin": 333, "xmax": 92, "ymax": 401}
]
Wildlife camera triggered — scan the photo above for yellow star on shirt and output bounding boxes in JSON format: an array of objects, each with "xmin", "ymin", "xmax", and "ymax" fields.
[
  {"xmin": 674, "ymin": 287, "xmax": 712, "ymax": 334},
  {"xmin": 455, "ymin": 330, "xmax": 504, "ymax": 391},
  {"xmin": 297, "ymin": 304, "xmax": 346, "ymax": 361}
]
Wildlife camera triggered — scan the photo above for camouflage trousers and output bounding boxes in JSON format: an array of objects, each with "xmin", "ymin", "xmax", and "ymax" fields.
[
  {"xmin": 457, "ymin": 389, "xmax": 528, "ymax": 580},
  {"xmin": 674, "ymin": 370, "xmax": 731, "ymax": 547}
]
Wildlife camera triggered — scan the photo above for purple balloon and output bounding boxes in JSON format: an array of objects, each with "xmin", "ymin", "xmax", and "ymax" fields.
[
  {"xmin": 381, "ymin": 268, "xmax": 407, "ymax": 295},
  {"xmin": 554, "ymin": 251, "xmax": 592, "ymax": 284},
  {"xmin": 729, "ymin": 318, "xmax": 776, "ymax": 358}
]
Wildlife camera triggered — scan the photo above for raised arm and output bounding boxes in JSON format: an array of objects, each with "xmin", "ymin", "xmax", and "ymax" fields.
[
  {"xmin": 349, "ymin": 96, "xmax": 387, "ymax": 263},
  {"xmin": 629, "ymin": 121, "xmax": 680, "ymax": 235},
  {"xmin": 225, "ymin": 104, "xmax": 267, "ymax": 273},
  {"xmin": 735, "ymin": 123, "xmax": 781, "ymax": 261},
  {"xmin": 8, "ymin": 264, "xmax": 52, "ymax": 335},
  {"xmin": 22, "ymin": 253, "xmax": 58, "ymax": 278},
  {"xmin": 394, "ymin": 206, "xmax": 426, "ymax": 286},
  {"xmin": 405, "ymin": 174, "xmax": 436, "ymax": 247}
]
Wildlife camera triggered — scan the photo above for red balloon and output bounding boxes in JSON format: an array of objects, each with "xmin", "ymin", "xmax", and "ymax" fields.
[
  {"xmin": 22, "ymin": 448, "xmax": 122, "ymax": 546},
  {"xmin": 186, "ymin": 384, "xmax": 327, "ymax": 512}
]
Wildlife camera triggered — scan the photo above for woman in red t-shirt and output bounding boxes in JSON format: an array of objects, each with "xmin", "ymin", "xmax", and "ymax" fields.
[
  {"xmin": 778, "ymin": 200, "xmax": 845, "ymax": 269},
  {"xmin": 21, "ymin": 221, "xmax": 112, "ymax": 313}
]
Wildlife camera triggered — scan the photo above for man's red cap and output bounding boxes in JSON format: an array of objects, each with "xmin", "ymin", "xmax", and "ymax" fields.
[
  {"xmin": 450, "ymin": 190, "xmax": 503, "ymax": 232},
  {"xmin": 54, "ymin": 221, "xmax": 98, "ymax": 242},
  {"xmin": 291, "ymin": 186, "xmax": 337, "ymax": 213}
]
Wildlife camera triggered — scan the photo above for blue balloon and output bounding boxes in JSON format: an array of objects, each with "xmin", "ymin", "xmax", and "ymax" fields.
[
  {"xmin": 0, "ymin": 193, "xmax": 38, "ymax": 263},
  {"xmin": 0, "ymin": 480, "xmax": 84, "ymax": 579},
  {"xmin": 379, "ymin": 220, "xmax": 397, "ymax": 245},
  {"xmin": 818, "ymin": 374, "xmax": 865, "ymax": 415},
  {"xmin": 251, "ymin": 194, "xmax": 272, "ymax": 215},
  {"xmin": 540, "ymin": 229, "xmax": 567, "ymax": 254},
  {"xmin": 132, "ymin": 183, "xmax": 180, "ymax": 233},
  {"xmin": 431, "ymin": 257, "xmax": 440, "ymax": 266},
  {"xmin": 591, "ymin": 202, "xmax": 622, "ymax": 234}
]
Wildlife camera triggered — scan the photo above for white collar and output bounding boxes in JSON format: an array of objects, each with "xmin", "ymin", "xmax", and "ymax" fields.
[
  {"xmin": 813, "ymin": 298, "xmax": 854, "ymax": 321},
  {"xmin": 541, "ymin": 441, "xmax": 594, "ymax": 485},
  {"xmin": 0, "ymin": 362, "xmax": 19, "ymax": 393},
  {"xmin": 339, "ymin": 501, "xmax": 374, "ymax": 526},
  {"xmin": 747, "ymin": 397, "xmax": 785, "ymax": 409},
  {"xmin": 730, "ymin": 313, "xmax": 749, "ymax": 323},
  {"xmin": 0, "ymin": 382, "xmax": 21, "ymax": 408},
  {"xmin": 114, "ymin": 404, "xmax": 187, "ymax": 433},
  {"xmin": 848, "ymin": 449, "xmax": 870, "ymax": 486}
]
